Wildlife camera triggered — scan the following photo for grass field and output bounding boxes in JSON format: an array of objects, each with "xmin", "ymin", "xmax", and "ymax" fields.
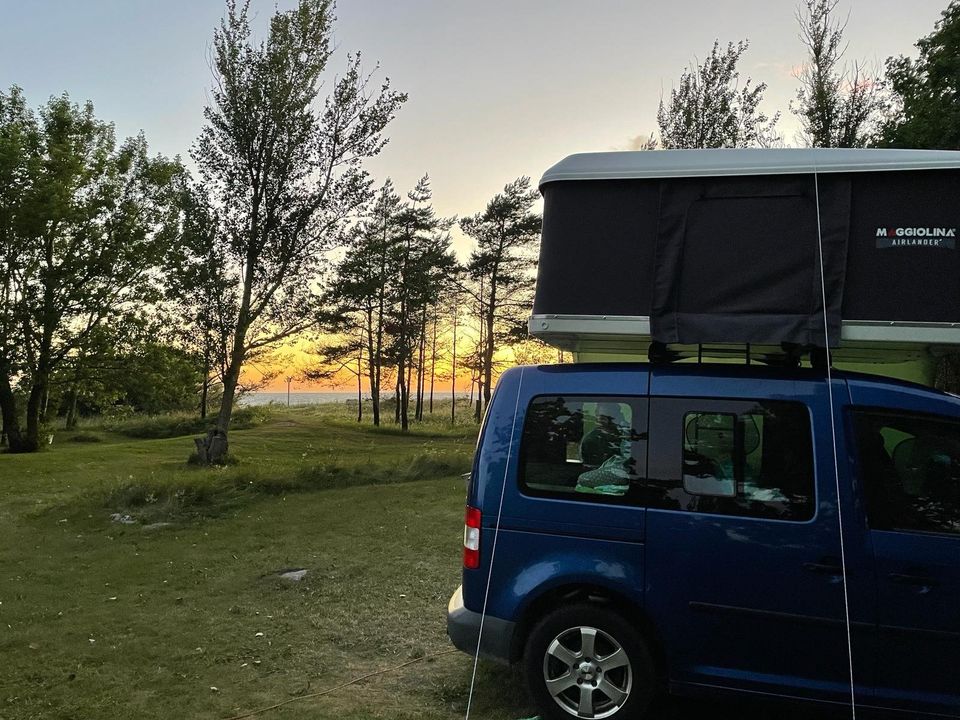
[
  {"xmin": 0, "ymin": 405, "xmax": 839, "ymax": 720},
  {"xmin": 0, "ymin": 405, "xmax": 533, "ymax": 720}
]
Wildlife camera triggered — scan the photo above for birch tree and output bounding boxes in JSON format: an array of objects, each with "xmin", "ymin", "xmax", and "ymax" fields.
[
  {"xmin": 793, "ymin": 0, "xmax": 880, "ymax": 148},
  {"xmin": 658, "ymin": 40, "xmax": 781, "ymax": 149},
  {"xmin": 192, "ymin": 0, "xmax": 405, "ymax": 462}
]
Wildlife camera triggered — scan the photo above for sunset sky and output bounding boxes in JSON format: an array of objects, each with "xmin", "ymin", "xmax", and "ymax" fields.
[{"xmin": 0, "ymin": 0, "xmax": 950, "ymax": 390}]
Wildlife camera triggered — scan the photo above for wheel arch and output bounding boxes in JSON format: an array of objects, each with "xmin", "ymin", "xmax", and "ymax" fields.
[{"xmin": 511, "ymin": 582, "xmax": 667, "ymax": 683}]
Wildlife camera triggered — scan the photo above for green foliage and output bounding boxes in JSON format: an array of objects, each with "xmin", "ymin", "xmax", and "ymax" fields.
[
  {"xmin": 793, "ymin": 0, "xmax": 881, "ymax": 148},
  {"xmin": 193, "ymin": 0, "xmax": 406, "ymax": 461},
  {"xmin": 162, "ymin": 183, "xmax": 236, "ymax": 409},
  {"xmin": 117, "ymin": 343, "xmax": 204, "ymax": 415},
  {"xmin": 880, "ymin": 1, "xmax": 960, "ymax": 149},
  {"xmin": 658, "ymin": 40, "xmax": 780, "ymax": 149},
  {"xmin": 0, "ymin": 85, "xmax": 183, "ymax": 452},
  {"xmin": 318, "ymin": 177, "xmax": 456, "ymax": 430},
  {"xmin": 461, "ymin": 177, "xmax": 542, "ymax": 414},
  {"xmin": 98, "ymin": 405, "xmax": 268, "ymax": 439}
]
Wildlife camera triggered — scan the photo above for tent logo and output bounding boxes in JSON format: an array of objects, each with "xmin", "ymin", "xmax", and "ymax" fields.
[{"xmin": 875, "ymin": 227, "xmax": 956, "ymax": 249}]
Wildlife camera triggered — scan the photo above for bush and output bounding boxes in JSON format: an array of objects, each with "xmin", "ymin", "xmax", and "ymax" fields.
[
  {"xmin": 101, "ymin": 447, "xmax": 470, "ymax": 523},
  {"xmin": 290, "ymin": 450, "xmax": 471, "ymax": 492},
  {"xmin": 69, "ymin": 431, "xmax": 103, "ymax": 443},
  {"xmin": 102, "ymin": 406, "xmax": 271, "ymax": 440}
]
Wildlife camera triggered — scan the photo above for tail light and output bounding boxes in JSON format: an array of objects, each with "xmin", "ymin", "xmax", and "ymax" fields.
[{"xmin": 463, "ymin": 505, "xmax": 481, "ymax": 569}]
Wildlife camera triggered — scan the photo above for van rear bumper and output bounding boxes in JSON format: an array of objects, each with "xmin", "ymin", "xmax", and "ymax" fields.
[{"xmin": 446, "ymin": 585, "xmax": 516, "ymax": 665}]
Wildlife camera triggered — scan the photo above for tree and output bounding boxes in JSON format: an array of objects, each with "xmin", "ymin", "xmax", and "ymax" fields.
[
  {"xmin": 322, "ymin": 180, "xmax": 400, "ymax": 426},
  {"xmin": 192, "ymin": 0, "xmax": 405, "ymax": 463},
  {"xmin": 388, "ymin": 176, "xmax": 456, "ymax": 431},
  {"xmin": 303, "ymin": 334, "xmax": 365, "ymax": 422},
  {"xmin": 878, "ymin": 1, "xmax": 960, "ymax": 392},
  {"xmin": 879, "ymin": 1, "xmax": 960, "ymax": 149},
  {"xmin": 320, "ymin": 177, "xmax": 456, "ymax": 430},
  {"xmin": 658, "ymin": 40, "xmax": 780, "ymax": 149},
  {"xmin": 792, "ymin": 0, "xmax": 880, "ymax": 148},
  {"xmin": 164, "ymin": 183, "xmax": 236, "ymax": 419},
  {"xmin": 0, "ymin": 86, "xmax": 35, "ymax": 449},
  {"xmin": 461, "ymin": 177, "xmax": 542, "ymax": 418},
  {"xmin": 0, "ymin": 86, "xmax": 182, "ymax": 452},
  {"xmin": 55, "ymin": 339, "xmax": 204, "ymax": 421}
]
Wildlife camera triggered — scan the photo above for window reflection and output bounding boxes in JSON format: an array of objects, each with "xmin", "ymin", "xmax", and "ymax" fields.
[
  {"xmin": 521, "ymin": 396, "xmax": 645, "ymax": 501},
  {"xmin": 855, "ymin": 411, "xmax": 960, "ymax": 535},
  {"xmin": 656, "ymin": 400, "xmax": 815, "ymax": 521}
]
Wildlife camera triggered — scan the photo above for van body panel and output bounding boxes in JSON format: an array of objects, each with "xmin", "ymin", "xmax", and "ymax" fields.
[
  {"xmin": 449, "ymin": 362, "xmax": 960, "ymax": 718},
  {"xmin": 463, "ymin": 365, "xmax": 649, "ymax": 619},
  {"xmin": 467, "ymin": 529, "xmax": 645, "ymax": 625},
  {"xmin": 846, "ymin": 377, "xmax": 960, "ymax": 715}
]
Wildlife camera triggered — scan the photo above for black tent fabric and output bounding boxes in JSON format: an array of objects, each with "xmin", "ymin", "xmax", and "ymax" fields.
[
  {"xmin": 534, "ymin": 167, "xmax": 960, "ymax": 349},
  {"xmin": 535, "ymin": 180, "xmax": 659, "ymax": 317},
  {"xmin": 843, "ymin": 170, "xmax": 960, "ymax": 323},
  {"xmin": 651, "ymin": 175, "xmax": 850, "ymax": 347}
]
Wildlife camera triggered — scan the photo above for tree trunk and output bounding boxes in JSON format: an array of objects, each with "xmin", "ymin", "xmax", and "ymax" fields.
[
  {"xmin": 401, "ymin": 354, "xmax": 410, "ymax": 432},
  {"xmin": 482, "ymin": 267, "xmax": 498, "ymax": 416},
  {"xmin": 22, "ymin": 327, "xmax": 55, "ymax": 451},
  {"xmin": 39, "ymin": 386, "xmax": 50, "ymax": 425},
  {"xmin": 450, "ymin": 299, "xmax": 457, "ymax": 424},
  {"xmin": 200, "ymin": 346, "xmax": 211, "ymax": 420},
  {"xmin": 356, "ymin": 345, "xmax": 363, "ymax": 423},
  {"xmin": 365, "ymin": 307, "xmax": 379, "ymax": 426},
  {"xmin": 196, "ymin": 325, "xmax": 245, "ymax": 465},
  {"xmin": 394, "ymin": 375, "xmax": 401, "ymax": 424},
  {"xmin": 25, "ymin": 380, "xmax": 46, "ymax": 451},
  {"xmin": 0, "ymin": 373, "xmax": 26, "ymax": 452},
  {"xmin": 429, "ymin": 311, "xmax": 437, "ymax": 414},
  {"xmin": 415, "ymin": 309, "xmax": 426, "ymax": 422},
  {"xmin": 65, "ymin": 388, "xmax": 79, "ymax": 430},
  {"xmin": 483, "ymin": 306, "xmax": 495, "ymax": 414}
]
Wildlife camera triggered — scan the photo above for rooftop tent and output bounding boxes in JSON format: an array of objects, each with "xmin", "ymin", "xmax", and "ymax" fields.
[{"xmin": 530, "ymin": 148, "xmax": 960, "ymax": 370}]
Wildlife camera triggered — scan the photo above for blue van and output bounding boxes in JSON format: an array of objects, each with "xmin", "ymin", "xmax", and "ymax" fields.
[{"xmin": 447, "ymin": 362, "xmax": 960, "ymax": 719}]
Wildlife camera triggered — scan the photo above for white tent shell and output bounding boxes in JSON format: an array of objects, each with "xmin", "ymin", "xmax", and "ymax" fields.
[{"xmin": 539, "ymin": 148, "xmax": 960, "ymax": 185}]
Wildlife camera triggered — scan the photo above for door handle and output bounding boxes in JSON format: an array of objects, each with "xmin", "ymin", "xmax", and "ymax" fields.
[
  {"xmin": 888, "ymin": 572, "xmax": 937, "ymax": 587},
  {"xmin": 803, "ymin": 561, "xmax": 843, "ymax": 575}
]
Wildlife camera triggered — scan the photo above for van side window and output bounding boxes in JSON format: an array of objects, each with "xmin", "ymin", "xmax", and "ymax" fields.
[
  {"xmin": 853, "ymin": 410, "xmax": 960, "ymax": 536},
  {"xmin": 520, "ymin": 396, "xmax": 647, "ymax": 502},
  {"xmin": 648, "ymin": 399, "xmax": 815, "ymax": 520}
]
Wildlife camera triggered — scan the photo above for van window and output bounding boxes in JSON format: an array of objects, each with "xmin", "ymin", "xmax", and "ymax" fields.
[
  {"xmin": 853, "ymin": 410, "xmax": 960, "ymax": 536},
  {"xmin": 648, "ymin": 399, "xmax": 815, "ymax": 520},
  {"xmin": 520, "ymin": 396, "xmax": 647, "ymax": 502}
]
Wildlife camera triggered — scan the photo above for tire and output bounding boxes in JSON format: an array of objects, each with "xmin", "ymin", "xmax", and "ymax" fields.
[{"xmin": 523, "ymin": 603, "xmax": 656, "ymax": 720}]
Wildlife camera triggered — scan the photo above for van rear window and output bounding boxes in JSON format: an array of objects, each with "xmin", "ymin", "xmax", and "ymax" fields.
[{"xmin": 519, "ymin": 395, "xmax": 647, "ymax": 503}]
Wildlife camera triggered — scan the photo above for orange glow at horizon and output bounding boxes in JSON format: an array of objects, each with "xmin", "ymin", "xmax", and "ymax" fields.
[{"xmin": 240, "ymin": 326, "xmax": 562, "ymax": 393}]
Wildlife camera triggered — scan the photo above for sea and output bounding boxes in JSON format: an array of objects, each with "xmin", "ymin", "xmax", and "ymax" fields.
[
  {"xmin": 240, "ymin": 391, "xmax": 469, "ymax": 407},
  {"xmin": 240, "ymin": 391, "xmax": 357, "ymax": 406}
]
